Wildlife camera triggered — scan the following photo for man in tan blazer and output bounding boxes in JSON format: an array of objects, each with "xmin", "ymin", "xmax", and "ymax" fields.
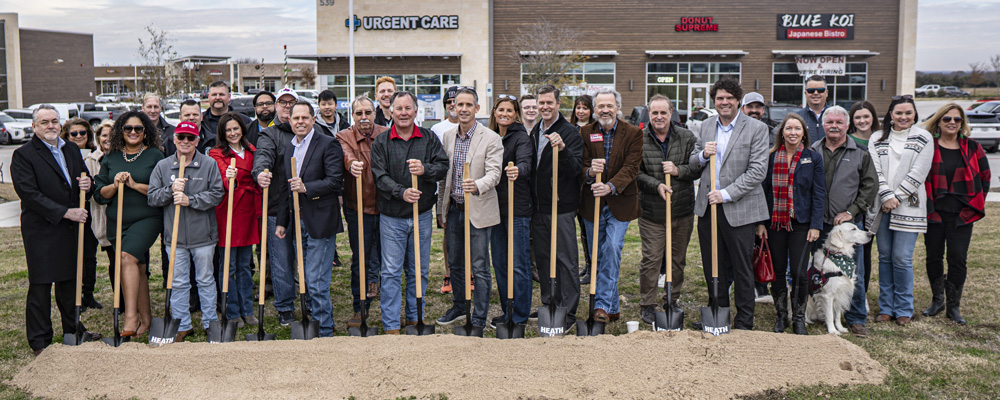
[{"xmin": 435, "ymin": 88, "xmax": 504, "ymax": 328}]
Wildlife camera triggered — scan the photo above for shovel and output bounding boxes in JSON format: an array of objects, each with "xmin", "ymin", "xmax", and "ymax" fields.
[
  {"xmin": 578, "ymin": 172, "xmax": 606, "ymax": 336},
  {"xmin": 405, "ymin": 173, "xmax": 435, "ymax": 336},
  {"xmin": 209, "ymin": 159, "xmax": 240, "ymax": 343},
  {"xmin": 496, "ymin": 162, "xmax": 525, "ymax": 339},
  {"xmin": 150, "ymin": 156, "xmax": 187, "ymax": 345},
  {"xmin": 288, "ymin": 157, "xmax": 320, "ymax": 340},
  {"xmin": 65, "ymin": 173, "xmax": 96, "ymax": 346},
  {"xmin": 455, "ymin": 163, "xmax": 484, "ymax": 337},
  {"xmin": 700, "ymin": 154, "xmax": 730, "ymax": 335},
  {"xmin": 104, "ymin": 182, "xmax": 130, "ymax": 347},
  {"xmin": 537, "ymin": 145, "xmax": 568, "ymax": 337},
  {"xmin": 247, "ymin": 169, "xmax": 276, "ymax": 341},
  {"xmin": 348, "ymin": 163, "xmax": 378, "ymax": 337},
  {"xmin": 654, "ymin": 174, "xmax": 684, "ymax": 331}
]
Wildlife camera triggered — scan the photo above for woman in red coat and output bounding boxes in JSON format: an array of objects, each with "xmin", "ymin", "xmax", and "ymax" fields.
[{"xmin": 209, "ymin": 112, "xmax": 262, "ymax": 325}]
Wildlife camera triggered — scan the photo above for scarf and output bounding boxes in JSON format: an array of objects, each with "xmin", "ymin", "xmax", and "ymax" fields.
[{"xmin": 770, "ymin": 145, "xmax": 802, "ymax": 231}]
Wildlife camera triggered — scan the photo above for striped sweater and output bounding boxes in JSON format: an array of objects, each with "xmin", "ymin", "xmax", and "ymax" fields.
[{"xmin": 868, "ymin": 126, "xmax": 934, "ymax": 233}]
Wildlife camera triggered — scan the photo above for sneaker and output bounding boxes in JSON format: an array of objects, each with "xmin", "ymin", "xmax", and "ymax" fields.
[
  {"xmin": 242, "ymin": 315, "xmax": 259, "ymax": 326},
  {"xmin": 754, "ymin": 287, "xmax": 774, "ymax": 304},
  {"xmin": 640, "ymin": 305, "xmax": 656, "ymax": 325},
  {"xmin": 347, "ymin": 313, "xmax": 362, "ymax": 328},
  {"xmin": 528, "ymin": 311, "xmax": 538, "ymax": 322},
  {"xmin": 236, "ymin": 318, "xmax": 245, "ymax": 329},
  {"xmin": 440, "ymin": 277, "xmax": 452, "ymax": 294},
  {"xmin": 489, "ymin": 315, "xmax": 507, "ymax": 329},
  {"xmin": 278, "ymin": 311, "xmax": 295, "ymax": 326},
  {"xmin": 657, "ymin": 274, "xmax": 666, "ymax": 288},
  {"xmin": 436, "ymin": 307, "xmax": 466, "ymax": 326},
  {"xmin": 849, "ymin": 323, "xmax": 868, "ymax": 338}
]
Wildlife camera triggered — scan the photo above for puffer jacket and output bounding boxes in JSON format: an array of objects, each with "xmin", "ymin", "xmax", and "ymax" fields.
[{"xmin": 635, "ymin": 123, "xmax": 699, "ymax": 223}]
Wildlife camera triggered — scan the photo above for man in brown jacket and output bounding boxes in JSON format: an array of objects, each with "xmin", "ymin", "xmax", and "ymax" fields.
[
  {"xmin": 338, "ymin": 95, "xmax": 389, "ymax": 328},
  {"xmin": 579, "ymin": 88, "xmax": 644, "ymax": 323}
]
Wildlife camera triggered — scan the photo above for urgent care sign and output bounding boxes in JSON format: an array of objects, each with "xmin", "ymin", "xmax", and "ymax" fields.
[{"xmin": 777, "ymin": 14, "xmax": 855, "ymax": 40}]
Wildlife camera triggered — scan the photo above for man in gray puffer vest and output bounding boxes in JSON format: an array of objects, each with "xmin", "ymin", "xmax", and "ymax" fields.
[{"xmin": 635, "ymin": 95, "xmax": 699, "ymax": 325}]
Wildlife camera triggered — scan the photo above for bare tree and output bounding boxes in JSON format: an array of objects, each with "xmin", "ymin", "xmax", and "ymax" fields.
[
  {"xmin": 990, "ymin": 54, "xmax": 1000, "ymax": 96},
  {"xmin": 137, "ymin": 25, "xmax": 178, "ymax": 96},
  {"xmin": 968, "ymin": 61, "xmax": 985, "ymax": 96},
  {"xmin": 504, "ymin": 18, "xmax": 586, "ymax": 96},
  {"xmin": 299, "ymin": 67, "xmax": 317, "ymax": 89}
]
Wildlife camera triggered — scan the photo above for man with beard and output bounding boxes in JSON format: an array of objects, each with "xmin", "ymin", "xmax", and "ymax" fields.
[
  {"xmin": 339, "ymin": 95, "xmax": 389, "ymax": 327},
  {"xmin": 431, "ymin": 86, "xmax": 459, "ymax": 293},
  {"xmin": 202, "ymin": 81, "xmax": 252, "ymax": 149},
  {"xmin": 578, "ymin": 88, "xmax": 643, "ymax": 324},
  {"xmin": 373, "ymin": 77, "xmax": 396, "ymax": 127},
  {"xmin": 246, "ymin": 91, "xmax": 276, "ymax": 146},
  {"xmin": 795, "ymin": 75, "xmax": 830, "ymax": 142},
  {"xmin": 315, "ymin": 90, "xmax": 350, "ymax": 134}
]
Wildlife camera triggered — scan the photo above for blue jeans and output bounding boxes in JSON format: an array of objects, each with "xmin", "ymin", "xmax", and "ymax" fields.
[
  {"xmin": 170, "ymin": 244, "xmax": 218, "ymax": 331},
  {"xmin": 445, "ymin": 204, "xmax": 491, "ymax": 327},
  {"xmin": 291, "ymin": 224, "xmax": 337, "ymax": 337},
  {"xmin": 875, "ymin": 213, "xmax": 918, "ymax": 318},
  {"xmin": 344, "ymin": 207, "xmax": 380, "ymax": 313},
  {"xmin": 379, "ymin": 211, "xmax": 432, "ymax": 331},
  {"xmin": 267, "ymin": 216, "xmax": 296, "ymax": 313},
  {"xmin": 582, "ymin": 205, "xmax": 632, "ymax": 314},
  {"xmin": 219, "ymin": 245, "xmax": 255, "ymax": 319},
  {"xmin": 490, "ymin": 215, "xmax": 532, "ymax": 324}
]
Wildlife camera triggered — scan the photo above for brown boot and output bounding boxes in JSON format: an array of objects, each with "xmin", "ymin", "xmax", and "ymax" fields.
[
  {"xmin": 384, "ymin": 329, "xmax": 400, "ymax": 335},
  {"xmin": 347, "ymin": 313, "xmax": 362, "ymax": 328},
  {"xmin": 174, "ymin": 329, "xmax": 193, "ymax": 342}
]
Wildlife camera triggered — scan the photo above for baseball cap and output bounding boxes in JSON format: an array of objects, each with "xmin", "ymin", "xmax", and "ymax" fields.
[
  {"xmin": 275, "ymin": 87, "xmax": 299, "ymax": 102},
  {"xmin": 174, "ymin": 121, "xmax": 200, "ymax": 137},
  {"xmin": 741, "ymin": 92, "xmax": 765, "ymax": 106},
  {"xmin": 443, "ymin": 86, "xmax": 459, "ymax": 103}
]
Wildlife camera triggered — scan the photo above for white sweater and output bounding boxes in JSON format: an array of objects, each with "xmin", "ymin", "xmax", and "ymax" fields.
[{"xmin": 869, "ymin": 126, "xmax": 934, "ymax": 233}]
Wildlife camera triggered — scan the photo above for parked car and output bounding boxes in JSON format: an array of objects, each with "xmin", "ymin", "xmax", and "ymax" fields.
[
  {"xmin": 3, "ymin": 108, "xmax": 34, "ymax": 123},
  {"xmin": 967, "ymin": 112, "xmax": 1000, "ymax": 153},
  {"xmin": 0, "ymin": 112, "xmax": 32, "ymax": 144},
  {"xmin": 163, "ymin": 109, "xmax": 180, "ymax": 126},
  {"xmin": 229, "ymin": 95, "xmax": 256, "ymax": 119},
  {"xmin": 686, "ymin": 108, "xmax": 718, "ymax": 132},
  {"xmin": 969, "ymin": 101, "xmax": 1000, "ymax": 116},
  {"xmin": 942, "ymin": 86, "xmax": 971, "ymax": 98},
  {"xmin": 74, "ymin": 103, "xmax": 120, "ymax": 128},
  {"xmin": 766, "ymin": 103, "xmax": 799, "ymax": 125},
  {"xmin": 295, "ymin": 90, "xmax": 319, "ymax": 100},
  {"xmin": 95, "ymin": 93, "xmax": 118, "ymax": 103},
  {"xmin": 915, "ymin": 85, "xmax": 941, "ymax": 97}
]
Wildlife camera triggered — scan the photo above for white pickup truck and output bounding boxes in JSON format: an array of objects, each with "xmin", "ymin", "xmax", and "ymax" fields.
[{"xmin": 915, "ymin": 84, "xmax": 941, "ymax": 97}]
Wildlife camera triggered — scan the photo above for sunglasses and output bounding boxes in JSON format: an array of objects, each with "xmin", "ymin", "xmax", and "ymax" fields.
[
  {"xmin": 497, "ymin": 94, "xmax": 517, "ymax": 101},
  {"xmin": 805, "ymin": 88, "xmax": 827, "ymax": 94},
  {"xmin": 892, "ymin": 95, "xmax": 914, "ymax": 101},
  {"xmin": 255, "ymin": 101, "xmax": 275, "ymax": 107},
  {"xmin": 68, "ymin": 130, "xmax": 88, "ymax": 137},
  {"xmin": 175, "ymin": 134, "xmax": 198, "ymax": 142},
  {"xmin": 444, "ymin": 100, "xmax": 454, "ymax": 105},
  {"xmin": 122, "ymin": 125, "xmax": 145, "ymax": 134},
  {"xmin": 941, "ymin": 116, "xmax": 963, "ymax": 123}
]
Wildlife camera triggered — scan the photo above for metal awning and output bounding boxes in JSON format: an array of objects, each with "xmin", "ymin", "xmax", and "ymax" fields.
[
  {"xmin": 168, "ymin": 55, "xmax": 230, "ymax": 64},
  {"xmin": 771, "ymin": 50, "xmax": 879, "ymax": 58},
  {"xmin": 519, "ymin": 50, "xmax": 619, "ymax": 57},
  {"xmin": 290, "ymin": 53, "xmax": 461, "ymax": 61},
  {"xmin": 645, "ymin": 50, "xmax": 748, "ymax": 58}
]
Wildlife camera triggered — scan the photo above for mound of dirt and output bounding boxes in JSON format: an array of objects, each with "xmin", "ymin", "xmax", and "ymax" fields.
[{"xmin": 11, "ymin": 330, "xmax": 884, "ymax": 399}]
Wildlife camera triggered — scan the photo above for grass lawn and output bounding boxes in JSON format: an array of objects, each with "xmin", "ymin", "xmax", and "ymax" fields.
[{"xmin": 0, "ymin": 201, "xmax": 998, "ymax": 399}]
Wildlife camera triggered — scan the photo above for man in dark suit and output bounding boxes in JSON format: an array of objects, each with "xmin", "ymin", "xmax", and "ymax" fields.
[
  {"xmin": 578, "ymin": 88, "xmax": 644, "ymax": 323},
  {"xmin": 12, "ymin": 105, "xmax": 102, "ymax": 355},
  {"xmin": 275, "ymin": 101, "xmax": 344, "ymax": 337},
  {"xmin": 689, "ymin": 77, "xmax": 770, "ymax": 330}
]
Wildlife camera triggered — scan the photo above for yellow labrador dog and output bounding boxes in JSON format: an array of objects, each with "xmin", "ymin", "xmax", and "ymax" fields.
[{"xmin": 805, "ymin": 223, "xmax": 872, "ymax": 335}]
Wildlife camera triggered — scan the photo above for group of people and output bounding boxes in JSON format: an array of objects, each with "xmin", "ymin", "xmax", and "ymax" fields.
[{"xmin": 15, "ymin": 73, "xmax": 988, "ymax": 353}]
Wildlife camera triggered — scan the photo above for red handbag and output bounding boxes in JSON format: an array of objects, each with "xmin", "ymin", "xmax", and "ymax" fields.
[{"xmin": 754, "ymin": 237, "xmax": 775, "ymax": 283}]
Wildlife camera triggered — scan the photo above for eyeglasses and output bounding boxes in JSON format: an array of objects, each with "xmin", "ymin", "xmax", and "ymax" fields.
[
  {"xmin": 277, "ymin": 100, "xmax": 296, "ymax": 107},
  {"xmin": 174, "ymin": 134, "xmax": 198, "ymax": 142},
  {"xmin": 122, "ymin": 125, "xmax": 145, "ymax": 134},
  {"xmin": 255, "ymin": 101, "xmax": 275, "ymax": 107},
  {"xmin": 805, "ymin": 88, "xmax": 827, "ymax": 94},
  {"xmin": 892, "ymin": 95, "xmax": 914, "ymax": 101},
  {"xmin": 353, "ymin": 110, "xmax": 373, "ymax": 116},
  {"xmin": 444, "ymin": 100, "xmax": 454, "ymax": 105},
  {"xmin": 68, "ymin": 130, "xmax": 88, "ymax": 137},
  {"xmin": 497, "ymin": 94, "xmax": 517, "ymax": 101},
  {"xmin": 941, "ymin": 116, "xmax": 963, "ymax": 123}
]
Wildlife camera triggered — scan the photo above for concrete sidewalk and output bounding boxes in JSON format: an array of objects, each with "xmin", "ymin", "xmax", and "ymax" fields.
[{"xmin": 0, "ymin": 201, "xmax": 20, "ymax": 228}]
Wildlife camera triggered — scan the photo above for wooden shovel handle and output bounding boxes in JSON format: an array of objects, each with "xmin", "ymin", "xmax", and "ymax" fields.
[
  {"xmin": 291, "ymin": 157, "xmax": 306, "ymax": 294},
  {"xmin": 75, "ymin": 173, "xmax": 86, "ymax": 306},
  {"xmin": 590, "ymin": 173, "xmax": 600, "ymax": 295},
  {"xmin": 166, "ymin": 155, "xmax": 187, "ymax": 290},
  {"xmin": 258, "ymin": 170, "xmax": 269, "ymax": 305},
  {"xmin": 412, "ymin": 173, "xmax": 422, "ymax": 299},
  {"xmin": 665, "ymin": 174, "xmax": 672, "ymax": 283},
  {"xmin": 357, "ymin": 162, "xmax": 366, "ymax": 301},
  {"xmin": 709, "ymin": 154, "xmax": 718, "ymax": 279},
  {"xmin": 549, "ymin": 147, "xmax": 558, "ymax": 279},
  {"xmin": 463, "ymin": 162, "xmax": 471, "ymax": 301},
  {"xmin": 222, "ymin": 158, "xmax": 236, "ymax": 293},
  {"xmin": 113, "ymin": 181, "xmax": 124, "ymax": 308},
  {"xmin": 506, "ymin": 162, "xmax": 514, "ymax": 299}
]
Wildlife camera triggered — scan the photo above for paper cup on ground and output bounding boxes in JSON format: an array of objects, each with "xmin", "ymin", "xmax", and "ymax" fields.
[{"xmin": 626, "ymin": 321, "xmax": 639, "ymax": 333}]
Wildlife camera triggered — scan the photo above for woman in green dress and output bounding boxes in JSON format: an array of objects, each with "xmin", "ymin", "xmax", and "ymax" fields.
[{"xmin": 94, "ymin": 111, "xmax": 164, "ymax": 337}]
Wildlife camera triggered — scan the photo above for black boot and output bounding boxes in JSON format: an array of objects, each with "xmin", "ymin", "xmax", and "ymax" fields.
[
  {"xmin": 772, "ymin": 284, "xmax": 789, "ymax": 333},
  {"xmin": 922, "ymin": 275, "xmax": 946, "ymax": 316},
  {"xmin": 945, "ymin": 281, "xmax": 966, "ymax": 325},
  {"xmin": 82, "ymin": 293, "xmax": 103, "ymax": 310},
  {"xmin": 791, "ymin": 287, "xmax": 808, "ymax": 335}
]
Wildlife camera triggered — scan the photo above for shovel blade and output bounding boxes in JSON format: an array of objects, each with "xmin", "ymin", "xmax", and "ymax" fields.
[
  {"xmin": 536, "ymin": 305, "xmax": 568, "ymax": 337},
  {"xmin": 222, "ymin": 320, "xmax": 239, "ymax": 342},
  {"xmin": 207, "ymin": 320, "xmax": 223, "ymax": 343},
  {"xmin": 62, "ymin": 331, "xmax": 94, "ymax": 346},
  {"xmin": 290, "ymin": 321, "xmax": 305, "ymax": 340},
  {"xmin": 404, "ymin": 323, "xmax": 435, "ymax": 336},
  {"xmin": 454, "ymin": 323, "xmax": 484, "ymax": 337},
  {"xmin": 699, "ymin": 306, "xmax": 731, "ymax": 336},
  {"xmin": 496, "ymin": 322, "xmax": 526, "ymax": 339},
  {"xmin": 245, "ymin": 332, "xmax": 276, "ymax": 341},
  {"xmin": 576, "ymin": 319, "xmax": 606, "ymax": 336},
  {"xmin": 347, "ymin": 326, "xmax": 380, "ymax": 337},
  {"xmin": 102, "ymin": 335, "xmax": 130, "ymax": 347},
  {"xmin": 653, "ymin": 310, "xmax": 685, "ymax": 332},
  {"xmin": 148, "ymin": 317, "xmax": 181, "ymax": 345}
]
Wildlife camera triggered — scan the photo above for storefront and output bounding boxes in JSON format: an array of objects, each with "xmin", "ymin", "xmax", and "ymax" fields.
[{"xmin": 302, "ymin": 0, "xmax": 917, "ymax": 121}]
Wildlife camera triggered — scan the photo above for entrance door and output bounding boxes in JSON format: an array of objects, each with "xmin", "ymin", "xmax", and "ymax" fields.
[{"xmin": 688, "ymin": 84, "xmax": 711, "ymax": 114}]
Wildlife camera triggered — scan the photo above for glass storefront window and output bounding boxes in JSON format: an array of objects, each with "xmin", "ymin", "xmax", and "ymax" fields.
[
  {"xmin": 771, "ymin": 62, "xmax": 868, "ymax": 106},
  {"xmin": 645, "ymin": 62, "xmax": 741, "ymax": 120},
  {"xmin": 320, "ymin": 73, "xmax": 460, "ymax": 112}
]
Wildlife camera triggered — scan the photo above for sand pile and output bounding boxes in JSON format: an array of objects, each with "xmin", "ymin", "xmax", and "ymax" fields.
[{"xmin": 11, "ymin": 330, "xmax": 884, "ymax": 399}]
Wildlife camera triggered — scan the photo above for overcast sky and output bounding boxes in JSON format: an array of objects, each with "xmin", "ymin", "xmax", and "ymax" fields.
[{"xmin": 3, "ymin": 0, "xmax": 996, "ymax": 71}]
